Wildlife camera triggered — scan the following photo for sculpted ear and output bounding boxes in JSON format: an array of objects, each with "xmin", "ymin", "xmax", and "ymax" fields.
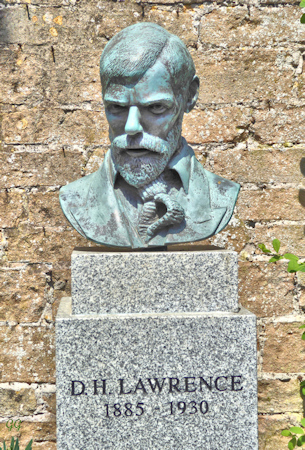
[{"xmin": 185, "ymin": 75, "xmax": 199, "ymax": 113}]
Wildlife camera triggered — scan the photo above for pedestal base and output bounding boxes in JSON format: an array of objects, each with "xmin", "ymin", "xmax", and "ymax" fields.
[{"xmin": 56, "ymin": 298, "xmax": 258, "ymax": 449}]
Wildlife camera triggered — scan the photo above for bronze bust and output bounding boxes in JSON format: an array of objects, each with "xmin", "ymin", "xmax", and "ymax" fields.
[{"xmin": 59, "ymin": 23, "xmax": 240, "ymax": 248}]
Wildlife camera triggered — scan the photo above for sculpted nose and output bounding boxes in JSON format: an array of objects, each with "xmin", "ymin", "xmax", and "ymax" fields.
[{"xmin": 125, "ymin": 106, "xmax": 143, "ymax": 136}]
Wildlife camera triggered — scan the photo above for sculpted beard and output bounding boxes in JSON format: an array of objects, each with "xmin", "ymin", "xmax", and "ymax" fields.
[{"xmin": 110, "ymin": 127, "xmax": 181, "ymax": 188}]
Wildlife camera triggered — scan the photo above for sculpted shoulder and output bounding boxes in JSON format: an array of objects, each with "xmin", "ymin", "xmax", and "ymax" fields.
[{"xmin": 59, "ymin": 172, "xmax": 98, "ymax": 235}]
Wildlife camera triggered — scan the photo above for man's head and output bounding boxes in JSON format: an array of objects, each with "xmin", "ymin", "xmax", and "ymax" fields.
[{"xmin": 100, "ymin": 23, "xmax": 199, "ymax": 188}]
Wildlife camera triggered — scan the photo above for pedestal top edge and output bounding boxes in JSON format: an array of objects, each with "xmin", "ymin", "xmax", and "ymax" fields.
[
  {"xmin": 72, "ymin": 247, "xmax": 237, "ymax": 256},
  {"xmin": 56, "ymin": 298, "xmax": 255, "ymax": 321}
]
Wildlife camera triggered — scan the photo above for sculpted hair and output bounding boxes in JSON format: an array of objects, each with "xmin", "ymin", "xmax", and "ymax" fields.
[{"xmin": 100, "ymin": 23, "xmax": 196, "ymax": 95}]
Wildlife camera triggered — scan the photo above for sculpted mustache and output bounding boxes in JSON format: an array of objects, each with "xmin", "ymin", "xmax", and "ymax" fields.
[{"xmin": 111, "ymin": 134, "xmax": 168, "ymax": 154}]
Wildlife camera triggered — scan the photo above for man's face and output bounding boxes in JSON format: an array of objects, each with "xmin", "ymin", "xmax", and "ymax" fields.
[{"xmin": 103, "ymin": 60, "xmax": 184, "ymax": 188}]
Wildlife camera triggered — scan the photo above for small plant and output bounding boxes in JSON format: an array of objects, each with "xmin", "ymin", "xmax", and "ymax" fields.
[
  {"xmin": 258, "ymin": 239, "xmax": 305, "ymax": 273},
  {"xmin": 0, "ymin": 438, "xmax": 33, "ymax": 450},
  {"xmin": 281, "ymin": 420, "xmax": 305, "ymax": 449},
  {"xmin": 259, "ymin": 239, "xmax": 305, "ymax": 448},
  {"xmin": 300, "ymin": 0, "xmax": 305, "ymax": 24}
]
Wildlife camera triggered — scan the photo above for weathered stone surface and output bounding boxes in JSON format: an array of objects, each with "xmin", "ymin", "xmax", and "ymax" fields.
[
  {"xmin": 237, "ymin": 189, "xmax": 305, "ymax": 222},
  {"xmin": 253, "ymin": 224, "xmax": 305, "ymax": 256},
  {"xmin": 0, "ymin": 325, "xmax": 55, "ymax": 383},
  {"xmin": 0, "ymin": 148, "xmax": 84, "ymax": 188},
  {"xmin": 0, "ymin": 191, "xmax": 25, "ymax": 228},
  {"xmin": 0, "ymin": 2, "xmax": 142, "ymax": 46},
  {"xmin": 193, "ymin": 48, "xmax": 295, "ymax": 104},
  {"xmin": 84, "ymin": 146, "xmax": 106, "ymax": 175},
  {"xmin": 259, "ymin": 414, "xmax": 305, "ymax": 450},
  {"xmin": 41, "ymin": 391, "xmax": 56, "ymax": 418},
  {"xmin": 28, "ymin": 189, "xmax": 64, "ymax": 228},
  {"xmin": 212, "ymin": 146, "xmax": 305, "ymax": 184},
  {"xmin": 0, "ymin": 387, "xmax": 37, "ymax": 416},
  {"xmin": 0, "ymin": 264, "xmax": 48, "ymax": 323},
  {"xmin": 262, "ymin": 322, "xmax": 305, "ymax": 373},
  {"xmin": 258, "ymin": 379, "xmax": 303, "ymax": 414},
  {"xmin": 4, "ymin": 224, "xmax": 92, "ymax": 264},
  {"xmin": 0, "ymin": 422, "xmax": 56, "ymax": 450},
  {"xmin": 144, "ymin": 5, "xmax": 197, "ymax": 47},
  {"xmin": 239, "ymin": 262, "xmax": 294, "ymax": 318},
  {"xmin": 199, "ymin": 6, "xmax": 304, "ymax": 48},
  {"xmin": 182, "ymin": 105, "xmax": 252, "ymax": 144},
  {"xmin": 253, "ymin": 105, "xmax": 305, "ymax": 144},
  {"xmin": 1, "ymin": 107, "xmax": 109, "ymax": 146}
]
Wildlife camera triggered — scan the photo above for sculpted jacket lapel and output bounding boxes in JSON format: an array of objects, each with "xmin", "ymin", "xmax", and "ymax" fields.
[{"xmin": 69, "ymin": 152, "xmax": 135, "ymax": 247}]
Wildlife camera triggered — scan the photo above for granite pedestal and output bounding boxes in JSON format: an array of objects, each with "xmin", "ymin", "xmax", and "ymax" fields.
[{"xmin": 56, "ymin": 250, "xmax": 258, "ymax": 449}]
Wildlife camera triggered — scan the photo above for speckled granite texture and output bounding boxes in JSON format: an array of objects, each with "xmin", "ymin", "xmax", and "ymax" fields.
[
  {"xmin": 56, "ymin": 298, "xmax": 258, "ymax": 450},
  {"xmin": 71, "ymin": 249, "xmax": 239, "ymax": 314}
]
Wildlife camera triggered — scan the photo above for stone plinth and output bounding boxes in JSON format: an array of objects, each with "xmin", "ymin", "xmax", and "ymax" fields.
[
  {"xmin": 56, "ymin": 298, "xmax": 258, "ymax": 450},
  {"xmin": 71, "ymin": 249, "xmax": 239, "ymax": 314}
]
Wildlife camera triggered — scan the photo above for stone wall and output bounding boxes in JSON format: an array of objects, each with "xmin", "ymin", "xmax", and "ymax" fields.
[{"xmin": 0, "ymin": 0, "xmax": 305, "ymax": 448}]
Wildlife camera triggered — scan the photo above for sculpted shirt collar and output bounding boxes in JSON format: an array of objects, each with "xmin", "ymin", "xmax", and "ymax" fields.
[{"xmin": 108, "ymin": 137, "xmax": 192, "ymax": 194}]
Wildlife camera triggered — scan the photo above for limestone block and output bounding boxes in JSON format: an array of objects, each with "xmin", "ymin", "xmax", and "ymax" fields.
[
  {"xmin": 0, "ymin": 191, "xmax": 25, "ymax": 228},
  {"xmin": 4, "ymin": 224, "xmax": 90, "ymax": 265},
  {"xmin": 252, "ymin": 105, "xmax": 305, "ymax": 144},
  {"xmin": 0, "ymin": 148, "xmax": 84, "ymax": 189},
  {"xmin": 237, "ymin": 189, "xmax": 305, "ymax": 222},
  {"xmin": 0, "ymin": 264, "xmax": 49, "ymax": 322},
  {"xmin": 193, "ymin": 48, "xmax": 295, "ymax": 104},
  {"xmin": 182, "ymin": 105, "xmax": 252, "ymax": 144},
  {"xmin": 262, "ymin": 322, "xmax": 305, "ymax": 373},
  {"xmin": 258, "ymin": 414, "xmax": 305, "ymax": 450},
  {"xmin": 0, "ymin": 388, "xmax": 37, "ymax": 416},
  {"xmin": 199, "ymin": 6, "xmax": 304, "ymax": 48},
  {"xmin": 0, "ymin": 325, "xmax": 55, "ymax": 383},
  {"xmin": 258, "ymin": 379, "xmax": 303, "ymax": 414},
  {"xmin": 239, "ymin": 262, "xmax": 294, "ymax": 318},
  {"xmin": 1, "ymin": 107, "xmax": 109, "ymax": 146},
  {"xmin": 212, "ymin": 147, "xmax": 305, "ymax": 185}
]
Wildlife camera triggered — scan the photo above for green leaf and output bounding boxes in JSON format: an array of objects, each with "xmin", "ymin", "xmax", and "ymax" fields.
[
  {"xmin": 299, "ymin": 324, "xmax": 305, "ymax": 329},
  {"xmin": 288, "ymin": 259, "xmax": 300, "ymax": 273},
  {"xmin": 24, "ymin": 441, "xmax": 33, "ymax": 450},
  {"xmin": 301, "ymin": 418, "xmax": 305, "ymax": 427},
  {"xmin": 296, "ymin": 264, "xmax": 305, "ymax": 272},
  {"xmin": 10, "ymin": 439, "xmax": 14, "ymax": 450},
  {"xmin": 284, "ymin": 253, "xmax": 299, "ymax": 261},
  {"xmin": 301, "ymin": 13, "xmax": 305, "ymax": 23},
  {"xmin": 301, "ymin": 332, "xmax": 305, "ymax": 340},
  {"xmin": 282, "ymin": 430, "xmax": 293, "ymax": 436},
  {"xmin": 290, "ymin": 427, "xmax": 304, "ymax": 434},
  {"xmin": 302, "ymin": 387, "xmax": 305, "ymax": 395},
  {"xmin": 297, "ymin": 434, "xmax": 305, "ymax": 445},
  {"xmin": 300, "ymin": 0, "xmax": 305, "ymax": 7},
  {"xmin": 258, "ymin": 243, "xmax": 272, "ymax": 253},
  {"xmin": 269, "ymin": 255, "xmax": 284, "ymax": 263},
  {"xmin": 288, "ymin": 436, "xmax": 297, "ymax": 450},
  {"xmin": 14, "ymin": 439, "xmax": 19, "ymax": 450},
  {"xmin": 272, "ymin": 238, "xmax": 281, "ymax": 253}
]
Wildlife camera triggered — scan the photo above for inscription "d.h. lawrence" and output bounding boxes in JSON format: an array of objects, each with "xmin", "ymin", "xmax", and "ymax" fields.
[{"xmin": 71, "ymin": 375, "xmax": 243, "ymax": 396}]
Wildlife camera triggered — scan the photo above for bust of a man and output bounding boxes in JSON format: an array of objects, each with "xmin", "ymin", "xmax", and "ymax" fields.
[{"xmin": 59, "ymin": 23, "xmax": 240, "ymax": 248}]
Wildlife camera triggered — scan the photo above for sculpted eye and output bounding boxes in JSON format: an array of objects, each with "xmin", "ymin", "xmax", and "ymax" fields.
[
  {"xmin": 148, "ymin": 103, "xmax": 167, "ymax": 115},
  {"xmin": 107, "ymin": 104, "xmax": 127, "ymax": 114}
]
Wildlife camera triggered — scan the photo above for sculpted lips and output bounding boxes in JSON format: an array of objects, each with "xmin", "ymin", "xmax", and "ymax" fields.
[{"xmin": 125, "ymin": 148, "xmax": 151, "ymax": 157}]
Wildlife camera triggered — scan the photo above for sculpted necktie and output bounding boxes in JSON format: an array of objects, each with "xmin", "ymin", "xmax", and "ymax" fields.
[{"xmin": 138, "ymin": 173, "xmax": 185, "ymax": 243}]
